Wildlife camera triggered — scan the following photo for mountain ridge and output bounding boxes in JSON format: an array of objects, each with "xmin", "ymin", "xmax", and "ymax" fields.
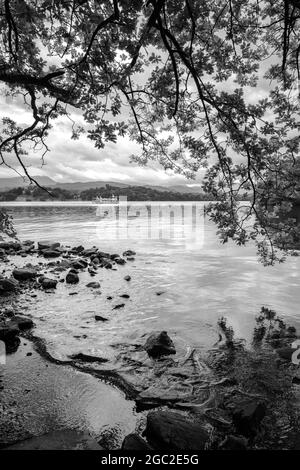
[{"xmin": 0, "ymin": 176, "xmax": 203, "ymax": 194}]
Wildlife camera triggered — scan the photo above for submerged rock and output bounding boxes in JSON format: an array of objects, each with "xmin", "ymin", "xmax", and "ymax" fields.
[
  {"xmin": 145, "ymin": 411, "xmax": 209, "ymax": 450},
  {"xmin": 13, "ymin": 268, "xmax": 38, "ymax": 281},
  {"xmin": 144, "ymin": 331, "xmax": 176, "ymax": 358}
]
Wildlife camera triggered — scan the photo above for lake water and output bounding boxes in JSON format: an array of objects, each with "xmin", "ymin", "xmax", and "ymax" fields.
[{"xmin": 2, "ymin": 201, "xmax": 300, "ymax": 361}]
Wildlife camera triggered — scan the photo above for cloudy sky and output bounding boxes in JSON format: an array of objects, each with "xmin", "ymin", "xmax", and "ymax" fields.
[
  {"xmin": 0, "ymin": 89, "xmax": 206, "ymax": 187},
  {"xmin": 0, "ymin": 55, "xmax": 275, "ymax": 187}
]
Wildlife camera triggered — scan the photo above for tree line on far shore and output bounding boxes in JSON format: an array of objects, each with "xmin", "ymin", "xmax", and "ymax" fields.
[{"xmin": 0, "ymin": 184, "xmax": 226, "ymax": 202}]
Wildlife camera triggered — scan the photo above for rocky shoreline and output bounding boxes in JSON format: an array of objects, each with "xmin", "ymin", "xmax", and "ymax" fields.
[{"xmin": 1, "ymin": 239, "xmax": 300, "ymax": 450}]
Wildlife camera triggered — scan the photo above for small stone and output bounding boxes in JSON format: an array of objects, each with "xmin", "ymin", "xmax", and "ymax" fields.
[
  {"xmin": 66, "ymin": 272, "xmax": 79, "ymax": 284},
  {"xmin": 119, "ymin": 294, "xmax": 130, "ymax": 299},
  {"xmin": 86, "ymin": 282, "xmax": 100, "ymax": 289},
  {"xmin": 113, "ymin": 303, "xmax": 125, "ymax": 310},
  {"xmin": 95, "ymin": 315, "xmax": 109, "ymax": 322},
  {"xmin": 123, "ymin": 250, "xmax": 136, "ymax": 257},
  {"xmin": 124, "ymin": 275, "xmax": 131, "ymax": 281}
]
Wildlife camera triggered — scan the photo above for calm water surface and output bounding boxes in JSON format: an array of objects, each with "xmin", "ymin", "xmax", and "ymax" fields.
[{"xmin": 2, "ymin": 202, "xmax": 299, "ymax": 360}]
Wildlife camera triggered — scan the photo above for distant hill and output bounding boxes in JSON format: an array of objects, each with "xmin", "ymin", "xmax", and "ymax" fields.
[
  {"xmin": 0, "ymin": 176, "xmax": 56, "ymax": 191},
  {"xmin": 0, "ymin": 176, "xmax": 203, "ymax": 194}
]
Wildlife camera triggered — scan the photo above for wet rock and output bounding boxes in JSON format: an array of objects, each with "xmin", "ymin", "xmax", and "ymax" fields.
[
  {"xmin": 0, "ymin": 277, "xmax": 19, "ymax": 293},
  {"xmin": 113, "ymin": 303, "xmax": 125, "ymax": 310},
  {"xmin": 82, "ymin": 248, "xmax": 98, "ymax": 257},
  {"xmin": 144, "ymin": 331, "xmax": 176, "ymax": 358},
  {"xmin": 66, "ymin": 272, "xmax": 79, "ymax": 284},
  {"xmin": 95, "ymin": 315, "xmax": 108, "ymax": 322},
  {"xmin": 124, "ymin": 275, "xmax": 131, "ymax": 281},
  {"xmin": 119, "ymin": 294, "xmax": 130, "ymax": 299},
  {"xmin": 69, "ymin": 353, "xmax": 108, "ymax": 363},
  {"xmin": 231, "ymin": 399, "xmax": 266, "ymax": 437},
  {"xmin": 38, "ymin": 241, "xmax": 60, "ymax": 251},
  {"xmin": 71, "ymin": 259, "xmax": 88, "ymax": 269},
  {"xmin": 71, "ymin": 245, "xmax": 85, "ymax": 253},
  {"xmin": 3, "ymin": 430, "xmax": 103, "ymax": 450},
  {"xmin": 145, "ymin": 411, "xmax": 209, "ymax": 450},
  {"xmin": 122, "ymin": 434, "xmax": 152, "ymax": 451},
  {"xmin": 12, "ymin": 316, "xmax": 34, "ymax": 330},
  {"xmin": 43, "ymin": 249, "xmax": 61, "ymax": 258},
  {"xmin": 110, "ymin": 254, "xmax": 120, "ymax": 260},
  {"xmin": 13, "ymin": 268, "xmax": 38, "ymax": 281},
  {"xmin": 41, "ymin": 278, "xmax": 58, "ymax": 289},
  {"xmin": 123, "ymin": 250, "xmax": 136, "ymax": 257},
  {"xmin": 115, "ymin": 257, "xmax": 126, "ymax": 265},
  {"xmin": 86, "ymin": 282, "xmax": 100, "ymax": 289},
  {"xmin": 100, "ymin": 258, "xmax": 112, "ymax": 269}
]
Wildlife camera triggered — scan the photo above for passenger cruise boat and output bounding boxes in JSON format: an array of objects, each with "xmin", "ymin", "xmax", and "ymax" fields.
[{"xmin": 93, "ymin": 194, "xmax": 119, "ymax": 204}]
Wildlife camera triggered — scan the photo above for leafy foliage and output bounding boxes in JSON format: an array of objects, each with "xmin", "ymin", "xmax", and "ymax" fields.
[{"xmin": 0, "ymin": 0, "xmax": 300, "ymax": 262}]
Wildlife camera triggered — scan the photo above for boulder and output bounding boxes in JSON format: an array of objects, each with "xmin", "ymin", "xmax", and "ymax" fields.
[
  {"xmin": 231, "ymin": 399, "xmax": 266, "ymax": 437},
  {"xmin": 145, "ymin": 411, "xmax": 209, "ymax": 450},
  {"xmin": 13, "ymin": 268, "xmax": 38, "ymax": 281},
  {"xmin": 86, "ymin": 282, "xmax": 100, "ymax": 289},
  {"xmin": 66, "ymin": 272, "xmax": 79, "ymax": 284},
  {"xmin": 144, "ymin": 331, "xmax": 176, "ymax": 358},
  {"xmin": 122, "ymin": 434, "xmax": 152, "ymax": 451},
  {"xmin": 41, "ymin": 278, "xmax": 58, "ymax": 289},
  {"xmin": 0, "ymin": 277, "xmax": 19, "ymax": 293}
]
